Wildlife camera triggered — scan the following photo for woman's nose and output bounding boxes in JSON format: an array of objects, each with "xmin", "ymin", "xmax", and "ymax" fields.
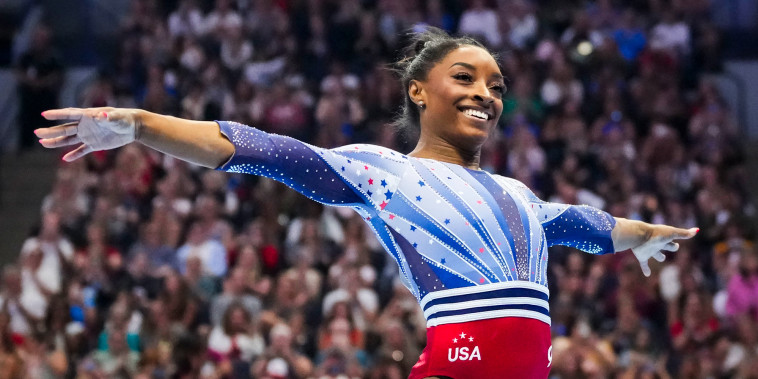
[{"xmin": 473, "ymin": 83, "xmax": 495, "ymax": 104}]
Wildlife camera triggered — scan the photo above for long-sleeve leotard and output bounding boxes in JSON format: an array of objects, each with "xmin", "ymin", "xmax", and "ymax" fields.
[{"xmin": 216, "ymin": 121, "xmax": 616, "ymax": 326}]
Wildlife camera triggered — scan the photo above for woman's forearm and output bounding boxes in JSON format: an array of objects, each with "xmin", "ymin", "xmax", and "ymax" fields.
[
  {"xmin": 135, "ymin": 110, "xmax": 235, "ymax": 168},
  {"xmin": 611, "ymin": 217, "xmax": 653, "ymax": 252}
]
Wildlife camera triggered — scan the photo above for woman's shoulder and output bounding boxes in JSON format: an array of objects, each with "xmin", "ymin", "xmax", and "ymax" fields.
[
  {"xmin": 488, "ymin": 173, "xmax": 521, "ymax": 187},
  {"xmin": 488, "ymin": 174, "xmax": 540, "ymax": 199},
  {"xmin": 332, "ymin": 143, "xmax": 406, "ymax": 158},
  {"xmin": 328, "ymin": 144, "xmax": 411, "ymax": 169}
]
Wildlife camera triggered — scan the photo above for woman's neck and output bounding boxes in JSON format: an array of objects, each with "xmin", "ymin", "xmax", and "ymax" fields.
[{"xmin": 408, "ymin": 133, "xmax": 482, "ymax": 170}]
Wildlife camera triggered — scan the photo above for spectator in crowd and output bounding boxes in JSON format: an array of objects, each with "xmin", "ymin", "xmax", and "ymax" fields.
[
  {"xmin": 14, "ymin": 24, "xmax": 63, "ymax": 150},
  {"xmin": 20, "ymin": 210, "xmax": 73, "ymax": 297},
  {"xmin": 725, "ymin": 247, "xmax": 758, "ymax": 320},
  {"xmin": 422, "ymin": 0, "xmax": 455, "ymax": 34},
  {"xmin": 0, "ymin": 265, "xmax": 37, "ymax": 340},
  {"xmin": 612, "ymin": 9, "xmax": 647, "ymax": 62},
  {"xmin": 458, "ymin": 0, "xmax": 501, "ymax": 49},
  {"xmin": 86, "ymin": 325, "xmax": 140, "ymax": 378},
  {"xmin": 157, "ymin": 269, "xmax": 201, "ymax": 333},
  {"xmin": 541, "ymin": 53, "xmax": 584, "ymax": 107},
  {"xmin": 207, "ymin": 302, "xmax": 265, "ymax": 365},
  {"xmin": 177, "ymin": 221, "xmax": 228, "ymax": 278},
  {"xmin": 129, "ymin": 221, "xmax": 179, "ymax": 273},
  {"xmin": 649, "ymin": 8, "xmax": 691, "ymax": 59},
  {"xmin": 499, "ymin": 0, "xmax": 539, "ymax": 50},
  {"xmin": 210, "ymin": 267, "xmax": 262, "ymax": 327},
  {"xmin": 252, "ymin": 322, "xmax": 313, "ymax": 378},
  {"xmin": 168, "ymin": 0, "xmax": 204, "ymax": 39}
]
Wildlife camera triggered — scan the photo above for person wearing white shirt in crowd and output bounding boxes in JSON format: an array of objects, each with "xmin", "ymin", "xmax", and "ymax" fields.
[
  {"xmin": 458, "ymin": 0, "xmax": 502, "ymax": 48},
  {"xmin": 0, "ymin": 250, "xmax": 53, "ymax": 338},
  {"xmin": 202, "ymin": 0, "xmax": 243, "ymax": 39},
  {"xmin": 177, "ymin": 221, "xmax": 228, "ymax": 278},
  {"xmin": 500, "ymin": 0, "xmax": 538, "ymax": 49},
  {"xmin": 207, "ymin": 303, "xmax": 265, "ymax": 362},
  {"xmin": 220, "ymin": 17, "xmax": 253, "ymax": 72},
  {"xmin": 168, "ymin": 0, "xmax": 205, "ymax": 39},
  {"xmin": 20, "ymin": 210, "xmax": 73, "ymax": 297},
  {"xmin": 649, "ymin": 9, "xmax": 691, "ymax": 57}
]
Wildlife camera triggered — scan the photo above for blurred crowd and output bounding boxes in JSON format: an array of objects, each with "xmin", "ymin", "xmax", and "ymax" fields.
[{"xmin": 4, "ymin": 0, "xmax": 758, "ymax": 378}]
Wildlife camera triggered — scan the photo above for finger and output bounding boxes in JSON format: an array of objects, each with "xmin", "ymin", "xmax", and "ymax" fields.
[
  {"xmin": 671, "ymin": 227, "xmax": 699, "ymax": 240},
  {"xmin": 62, "ymin": 144, "xmax": 94, "ymax": 162},
  {"xmin": 39, "ymin": 135, "xmax": 82, "ymax": 148},
  {"xmin": 34, "ymin": 122, "xmax": 78, "ymax": 139},
  {"xmin": 653, "ymin": 251, "xmax": 666, "ymax": 262},
  {"xmin": 639, "ymin": 260, "xmax": 651, "ymax": 277},
  {"xmin": 101, "ymin": 110, "xmax": 120, "ymax": 121},
  {"xmin": 94, "ymin": 111, "xmax": 110, "ymax": 122},
  {"xmin": 41, "ymin": 108, "xmax": 86, "ymax": 121},
  {"xmin": 100, "ymin": 109, "xmax": 132, "ymax": 126},
  {"xmin": 662, "ymin": 242, "xmax": 679, "ymax": 252}
]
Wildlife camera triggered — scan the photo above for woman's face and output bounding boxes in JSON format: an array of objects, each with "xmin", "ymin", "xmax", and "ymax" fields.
[
  {"xmin": 412, "ymin": 46, "xmax": 505, "ymax": 149},
  {"xmin": 230, "ymin": 308, "xmax": 249, "ymax": 331},
  {"xmin": 165, "ymin": 273, "xmax": 181, "ymax": 292}
]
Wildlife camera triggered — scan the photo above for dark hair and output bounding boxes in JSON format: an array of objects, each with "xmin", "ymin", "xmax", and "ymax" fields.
[
  {"xmin": 391, "ymin": 27, "xmax": 496, "ymax": 139},
  {"xmin": 221, "ymin": 302, "xmax": 252, "ymax": 335}
]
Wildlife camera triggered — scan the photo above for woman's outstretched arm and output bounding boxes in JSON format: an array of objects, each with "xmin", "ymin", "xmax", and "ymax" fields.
[
  {"xmin": 499, "ymin": 176, "xmax": 698, "ymax": 277},
  {"xmin": 36, "ymin": 107, "xmax": 234, "ymax": 168},
  {"xmin": 36, "ymin": 107, "xmax": 408, "ymax": 210}
]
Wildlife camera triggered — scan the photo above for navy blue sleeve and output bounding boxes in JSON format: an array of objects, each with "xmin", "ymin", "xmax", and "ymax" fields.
[
  {"xmin": 215, "ymin": 121, "xmax": 407, "ymax": 209},
  {"xmin": 540, "ymin": 205, "xmax": 617, "ymax": 255},
  {"xmin": 501, "ymin": 177, "xmax": 617, "ymax": 255}
]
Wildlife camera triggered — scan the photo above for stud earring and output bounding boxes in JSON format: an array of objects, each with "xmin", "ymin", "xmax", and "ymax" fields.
[{"xmin": 418, "ymin": 101, "xmax": 425, "ymax": 109}]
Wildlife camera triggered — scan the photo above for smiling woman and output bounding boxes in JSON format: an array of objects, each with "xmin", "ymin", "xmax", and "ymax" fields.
[
  {"xmin": 392, "ymin": 29, "xmax": 505, "ymax": 168},
  {"xmin": 35, "ymin": 27, "xmax": 696, "ymax": 379},
  {"xmin": 406, "ymin": 44, "xmax": 505, "ymax": 167}
]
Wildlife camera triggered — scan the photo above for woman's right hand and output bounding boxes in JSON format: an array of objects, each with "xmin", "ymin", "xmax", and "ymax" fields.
[{"xmin": 36, "ymin": 107, "xmax": 141, "ymax": 161}]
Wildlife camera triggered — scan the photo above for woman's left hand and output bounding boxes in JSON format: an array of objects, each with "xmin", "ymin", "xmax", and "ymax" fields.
[
  {"xmin": 37, "ymin": 107, "xmax": 140, "ymax": 161},
  {"xmin": 631, "ymin": 225, "xmax": 698, "ymax": 277}
]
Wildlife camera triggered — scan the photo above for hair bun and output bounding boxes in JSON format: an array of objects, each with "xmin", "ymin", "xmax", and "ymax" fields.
[{"xmin": 413, "ymin": 39, "xmax": 427, "ymax": 55}]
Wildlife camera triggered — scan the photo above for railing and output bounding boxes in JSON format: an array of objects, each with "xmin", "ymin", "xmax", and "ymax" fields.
[
  {"xmin": 716, "ymin": 70, "xmax": 749, "ymax": 136},
  {"xmin": 0, "ymin": 70, "xmax": 19, "ymax": 154}
]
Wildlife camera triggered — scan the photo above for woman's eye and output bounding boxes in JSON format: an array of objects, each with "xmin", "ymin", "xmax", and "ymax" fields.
[
  {"xmin": 491, "ymin": 85, "xmax": 506, "ymax": 94},
  {"xmin": 453, "ymin": 73, "xmax": 472, "ymax": 81}
]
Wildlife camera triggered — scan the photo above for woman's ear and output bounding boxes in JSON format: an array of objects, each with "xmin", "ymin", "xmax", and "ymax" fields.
[{"xmin": 408, "ymin": 80, "xmax": 425, "ymax": 107}]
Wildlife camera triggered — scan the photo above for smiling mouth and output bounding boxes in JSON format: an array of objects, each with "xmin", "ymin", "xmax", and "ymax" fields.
[{"xmin": 461, "ymin": 108, "xmax": 491, "ymax": 121}]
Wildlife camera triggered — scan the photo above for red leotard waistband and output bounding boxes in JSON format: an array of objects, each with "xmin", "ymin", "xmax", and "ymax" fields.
[{"xmin": 409, "ymin": 316, "xmax": 552, "ymax": 379}]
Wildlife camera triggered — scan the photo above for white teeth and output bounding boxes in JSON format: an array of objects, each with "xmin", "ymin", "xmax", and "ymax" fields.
[{"xmin": 463, "ymin": 109, "xmax": 489, "ymax": 120}]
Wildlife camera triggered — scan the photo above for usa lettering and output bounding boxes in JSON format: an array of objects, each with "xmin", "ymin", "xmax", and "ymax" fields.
[{"xmin": 448, "ymin": 346, "xmax": 481, "ymax": 361}]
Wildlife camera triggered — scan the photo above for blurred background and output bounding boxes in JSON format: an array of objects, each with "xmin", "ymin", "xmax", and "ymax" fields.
[{"xmin": 1, "ymin": 0, "xmax": 758, "ymax": 377}]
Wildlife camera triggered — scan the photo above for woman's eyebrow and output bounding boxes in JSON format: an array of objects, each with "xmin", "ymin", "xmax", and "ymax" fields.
[
  {"xmin": 449, "ymin": 62, "xmax": 504, "ymax": 80},
  {"xmin": 449, "ymin": 62, "xmax": 476, "ymax": 70}
]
